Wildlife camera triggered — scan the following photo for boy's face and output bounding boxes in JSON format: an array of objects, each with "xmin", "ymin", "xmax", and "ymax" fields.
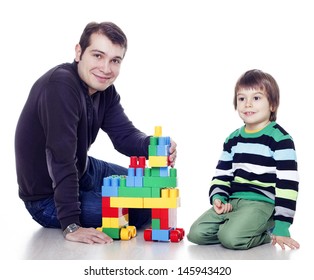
[
  {"xmin": 236, "ymin": 88, "xmax": 273, "ymax": 131},
  {"xmin": 75, "ymin": 33, "xmax": 126, "ymax": 95}
]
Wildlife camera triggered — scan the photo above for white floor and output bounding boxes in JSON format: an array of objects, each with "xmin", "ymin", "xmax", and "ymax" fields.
[
  {"xmin": 2, "ymin": 193, "xmax": 310, "ymax": 261},
  {"xmin": 13, "ymin": 225, "xmax": 303, "ymax": 260},
  {"xmin": 2, "ymin": 201, "xmax": 310, "ymax": 280}
]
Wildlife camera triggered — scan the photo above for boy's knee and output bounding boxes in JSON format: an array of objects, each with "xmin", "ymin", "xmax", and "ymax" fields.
[
  {"xmin": 187, "ymin": 223, "xmax": 219, "ymax": 245},
  {"xmin": 187, "ymin": 226, "xmax": 204, "ymax": 245},
  {"xmin": 220, "ymin": 237, "xmax": 242, "ymax": 249},
  {"xmin": 218, "ymin": 229, "xmax": 246, "ymax": 250}
]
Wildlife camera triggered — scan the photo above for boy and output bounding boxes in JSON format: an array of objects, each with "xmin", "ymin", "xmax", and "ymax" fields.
[{"xmin": 187, "ymin": 69, "xmax": 300, "ymax": 250}]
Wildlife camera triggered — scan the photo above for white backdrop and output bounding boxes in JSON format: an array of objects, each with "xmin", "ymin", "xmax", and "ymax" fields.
[{"xmin": 1, "ymin": 0, "xmax": 313, "ymax": 277}]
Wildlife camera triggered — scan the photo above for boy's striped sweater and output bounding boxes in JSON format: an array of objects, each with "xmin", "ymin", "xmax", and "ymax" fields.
[{"xmin": 209, "ymin": 122, "xmax": 299, "ymax": 237}]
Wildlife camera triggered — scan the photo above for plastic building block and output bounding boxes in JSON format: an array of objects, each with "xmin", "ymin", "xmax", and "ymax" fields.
[
  {"xmin": 148, "ymin": 156, "xmax": 168, "ymax": 167},
  {"xmin": 110, "ymin": 197, "xmax": 144, "ymax": 208},
  {"xmin": 97, "ymin": 126, "xmax": 184, "ymax": 242}
]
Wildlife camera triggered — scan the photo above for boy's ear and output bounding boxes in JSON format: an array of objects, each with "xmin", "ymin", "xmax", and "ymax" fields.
[{"xmin": 270, "ymin": 105, "xmax": 276, "ymax": 112}]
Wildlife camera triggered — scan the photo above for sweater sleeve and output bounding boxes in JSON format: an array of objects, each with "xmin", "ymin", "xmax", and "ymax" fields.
[
  {"xmin": 209, "ymin": 141, "xmax": 234, "ymax": 205},
  {"xmin": 272, "ymin": 137, "xmax": 299, "ymax": 236},
  {"xmin": 38, "ymin": 78, "xmax": 82, "ymax": 230}
]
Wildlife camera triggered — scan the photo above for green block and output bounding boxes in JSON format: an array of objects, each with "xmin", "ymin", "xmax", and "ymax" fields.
[
  {"xmin": 143, "ymin": 176, "xmax": 177, "ymax": 188},
  {"xmin": 152, "ymin": 219, "xmax": 160, "ymax": 229},
  {"xmin": 151, "ymin": 188, "xmax": 161, "ymax": 198},
  {"xmin": 150, "ymin": 137, "xmax": 158, "ymax": 145},
  {"xmin": 170, "ymin": 168, "xmax": 177, "ymax": 177},
  {"xmin": 144, "ymin": 168, "xmax": 151, "ymax": 176},
  {"xmin": 118, "ymin": 187, "xmax": 152, "ymax": 198},
  {"xmin": 151, "ymin": 167, "xmax": 161, "ymax": 176},
  {"xmin": 148, "ymin": 145, "xmax": 157, "ymax": 156},
  {"xmin": 103, "ymin": 228, "xmax": 120, "ymax": 239},
  {"xmin": 120, "ymin": 176, "xmax": 126, "ymax": 187}
]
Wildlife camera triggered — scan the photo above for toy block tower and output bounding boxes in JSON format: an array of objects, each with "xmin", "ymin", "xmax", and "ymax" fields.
[{"xmin": 97, "ymin": 126, "xmax": 184, "ymax": 242}]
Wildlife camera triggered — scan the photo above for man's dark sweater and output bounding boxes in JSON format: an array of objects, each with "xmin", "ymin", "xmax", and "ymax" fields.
[{"xmin": 15, "ymin": 62, "xmax": 150, "ymax": 230}]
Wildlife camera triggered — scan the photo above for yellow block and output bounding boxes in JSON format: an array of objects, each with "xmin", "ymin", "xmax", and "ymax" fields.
[
  {"xmin": 110, "ymin": 197, "xmax": 144, "ymax": 208},
  {"xmin": 110, "ymin": 214, "xmax": 129, "ymax": 228},
  {"xmin": 143, "ymin": 197, "xmax": 180, "ymax": 208},
  {"xmin": 161, "ymin": 188, "xmax": 179, "ymax": 198},
  {"xmin": 102, "ymin": 217, "xmax": 111, "ymax": 227},
  {"xmin": 148, "ymin": 156, "xmax": 168, "ymax": 167},
  {"xmin": 154, "ymin": 126, "xmax": 162, "ymax": 137},
  {"xmin": 161, "ymin": 188, "xmax": 169, "ymax": 197},
  {"xmin": 170, "ymin": 188, "xmax": 179, "ymax": 198}
]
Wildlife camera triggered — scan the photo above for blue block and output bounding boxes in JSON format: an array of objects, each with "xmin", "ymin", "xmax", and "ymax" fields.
[
  {"xmin": 135, "ymin": 168, "xmax": 143, "ymax": 176},
  {"xmin": 102, "ymin": 186, "xmax": 119, "ymax": 197},
  {"xmin": 128, "ymin": 168, "xmax": 135, "ymax": 176},
  {"xmin": 134, "ymin": 176, "xmax": 143, "ymax": 187},
  {"xmin": 103, "ymin": 177, "xmax": 111, "ymax": 187},
  {"xmin": 111, "ymin": 177, "xmax": 120, "ymax": 187},
  {"xmin": 157, "ymin": 145, "xmax": 168, "ymax": 156},
  {"xmin": 158, "ymin": 137, "xmax": 170, "ymax": 145},
  {"xmin": 152, "ymin": 229, "xmax": 170, "ymax": 241},
  {"xmin": 159, "ymin": 167, "xmax": 169, "ymax": 177},
  {"xmin": 134, "ymin": 168, "xmax": 143, "ymax": 187},
  {"xmin": 126, "ymin": 176, "xmax": 135, "ymax": 187}
]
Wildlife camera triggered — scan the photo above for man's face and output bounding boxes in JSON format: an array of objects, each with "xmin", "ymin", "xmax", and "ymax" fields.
[{"xmin": 75, "ymin": 33, "xmax": 125, "ymax": 95}]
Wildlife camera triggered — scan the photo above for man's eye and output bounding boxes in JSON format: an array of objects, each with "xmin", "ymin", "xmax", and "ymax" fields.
[{"xmin": 112, "ymin": 59, "xmax": 121, "ymax": 64}]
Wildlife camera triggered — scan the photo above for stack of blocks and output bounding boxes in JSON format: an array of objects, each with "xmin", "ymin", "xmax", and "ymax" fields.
[{"xmin": 97, "ymin": 126, "xmax": 184, "ymax": 242}]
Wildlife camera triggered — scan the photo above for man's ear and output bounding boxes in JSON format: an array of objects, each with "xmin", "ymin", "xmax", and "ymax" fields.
[{"xmin": 75, "ymin": 44, "xmax": 82, "ymax": 62}]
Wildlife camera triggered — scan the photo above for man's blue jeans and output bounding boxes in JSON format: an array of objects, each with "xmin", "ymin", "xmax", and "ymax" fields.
[{"xmin": 24, "ymin": 156, "xmax": 151, "ymax": 229}]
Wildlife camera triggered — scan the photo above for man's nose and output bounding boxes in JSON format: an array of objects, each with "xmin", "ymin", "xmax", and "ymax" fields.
[{"xmin": 100, "ymin": 61, "xmax": 112, "ymax": 74}]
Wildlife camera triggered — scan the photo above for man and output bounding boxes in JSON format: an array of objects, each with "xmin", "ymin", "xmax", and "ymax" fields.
[{"xmin": 15, "ymin": 22, "xmax": 177, "ymax": 244}]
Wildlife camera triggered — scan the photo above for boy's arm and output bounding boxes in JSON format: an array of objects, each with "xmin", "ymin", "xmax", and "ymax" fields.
[
  {"xmin": 272, "ymin": 137, "xmax": 299, "ymax": 237},
  {"xmin": 209, "ymin": 143, "xmax": 233, "ymax": 205}
]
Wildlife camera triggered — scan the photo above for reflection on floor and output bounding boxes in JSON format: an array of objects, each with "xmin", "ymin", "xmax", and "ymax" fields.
[{"xmin": 11, "ymin": 223, "xmax": 302, "ymax": 260}]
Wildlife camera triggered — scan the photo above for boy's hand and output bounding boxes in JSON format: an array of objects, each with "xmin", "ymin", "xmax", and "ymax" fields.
[
  {"xmin": 213, "ymin": 199, "xmax": 233, "ymax": 214},
  {"xmin": 271, "ymin": 235, "xmax": 300, "ymax": 250}
]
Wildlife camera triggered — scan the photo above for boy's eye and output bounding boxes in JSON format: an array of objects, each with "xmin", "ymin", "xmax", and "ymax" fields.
[{"xmin": 238, "ymin": 97, "xmax": 245, "ymax": 101}]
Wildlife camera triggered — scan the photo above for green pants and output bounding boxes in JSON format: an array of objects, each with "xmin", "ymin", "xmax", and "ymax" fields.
[{"xmin": 187, "ymin": 199, "xmax": 275, "ymax": 250}]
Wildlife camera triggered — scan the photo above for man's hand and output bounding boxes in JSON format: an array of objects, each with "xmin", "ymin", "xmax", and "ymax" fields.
[
  {"xmin": 271, "ymin": 235, "xmax": 300, "ymax": 250},
  {"xmin": 213, "ymin": 199, "xmax": 233, "ymax": 214},
  {"xmin": 65, "ymin": 227, "xmax": 113, "ymax": 244},
  {"xmin": 169, "ymin": 139, "xmax": 177, "ymax": 167}
]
